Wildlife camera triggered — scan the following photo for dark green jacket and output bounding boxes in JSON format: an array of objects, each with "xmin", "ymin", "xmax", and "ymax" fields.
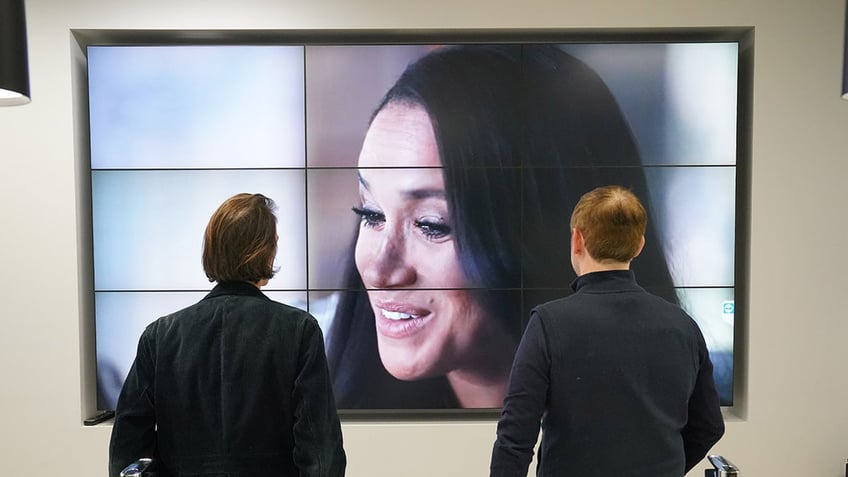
[{"xmin": 109, "ymin": 281, "xmax": 346, "ymax": 477}]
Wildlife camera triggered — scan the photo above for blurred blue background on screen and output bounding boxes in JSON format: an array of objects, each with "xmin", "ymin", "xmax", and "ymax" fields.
[{"xmin": 88, "ymin": 45, "xmax": 305, "ymax": 169}]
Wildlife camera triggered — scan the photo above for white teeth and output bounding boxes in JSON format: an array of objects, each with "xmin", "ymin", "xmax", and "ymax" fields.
[{"xmin": 381, "ymin": 309, "xmax": 417, "ymax": 320}]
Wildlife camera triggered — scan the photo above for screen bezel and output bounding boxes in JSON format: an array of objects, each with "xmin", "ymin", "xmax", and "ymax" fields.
[{"xmin": 72, "ymin": 27, "xmax": 753, "ymax": 420}]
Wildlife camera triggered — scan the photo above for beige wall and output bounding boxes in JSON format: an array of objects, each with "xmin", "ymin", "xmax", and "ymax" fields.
[{"xmin": 1, "ymin": 0, "xmax": 847, "ymax": 475}]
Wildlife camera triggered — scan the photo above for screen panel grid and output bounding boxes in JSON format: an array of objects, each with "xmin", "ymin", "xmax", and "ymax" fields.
[{"xmin": 88, "ymin": 40, "xmax": 741, "ymax": 411}]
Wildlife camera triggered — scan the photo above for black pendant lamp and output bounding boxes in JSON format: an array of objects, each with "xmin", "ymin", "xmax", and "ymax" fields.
[
  {"xmin": 0, "ymin": 0, "xmax": 30, "ymax": 106},
  {"xmin": 843, "ymin": 0, "xmax": 848, "ymax": 99}
]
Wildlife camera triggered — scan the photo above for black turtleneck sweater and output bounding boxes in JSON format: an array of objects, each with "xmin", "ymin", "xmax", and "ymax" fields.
[{"xmin": 491, "ymin": 270, "xmax": 724, "ymax": 477}]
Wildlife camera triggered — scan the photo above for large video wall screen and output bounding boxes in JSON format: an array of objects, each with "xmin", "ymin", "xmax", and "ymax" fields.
[{"xmin": 89, "ymin": 37, "xmax": 742, "ymax": 413}]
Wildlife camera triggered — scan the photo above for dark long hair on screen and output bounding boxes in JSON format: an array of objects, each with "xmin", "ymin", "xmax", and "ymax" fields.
[{"xmin": 327, "ymin": 44, "xmax": 676, "ymax": 410}]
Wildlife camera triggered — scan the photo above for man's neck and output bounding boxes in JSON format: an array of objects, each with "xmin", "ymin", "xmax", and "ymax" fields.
[{"xmin": 575, "ymin": 258, "xmax": 631, "ymax": 276}]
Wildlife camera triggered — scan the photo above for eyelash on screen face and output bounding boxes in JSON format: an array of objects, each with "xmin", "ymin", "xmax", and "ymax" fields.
[
  {"xmin": 351, "ymin": 206, "xmax": 452, "ymax": 240},
  {"xmin": 351, "ymin": 206, "xmax": 385, "ymax": 228}
]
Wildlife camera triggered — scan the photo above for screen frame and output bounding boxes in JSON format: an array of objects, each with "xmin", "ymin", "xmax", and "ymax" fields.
[{"xmin": 72, "ymin": 27, "xmax": 753, "ymax": 421}]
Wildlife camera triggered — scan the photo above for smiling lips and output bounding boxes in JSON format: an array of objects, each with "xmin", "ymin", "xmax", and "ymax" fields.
[
  {"xmin": 373, "ymin": 301, "xmax": 431, "ymax": 338},
  {"xmin": 381, "ymin": 309, "xmax": 420, "ymax": 320}
]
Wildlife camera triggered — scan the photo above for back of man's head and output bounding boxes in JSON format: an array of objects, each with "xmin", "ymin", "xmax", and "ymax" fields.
[
  {"xmin": 570, "ymin": 185, "xmax": 646, "ymax": 263},
  {"xmin": 202, "ymin": 193, "xmax": 278, "ymax": 284}
]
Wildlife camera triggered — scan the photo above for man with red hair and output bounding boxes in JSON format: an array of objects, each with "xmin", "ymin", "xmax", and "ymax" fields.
[{"xmin": 490, "ymin": 185, "xmax": 724, "ymax": 477}]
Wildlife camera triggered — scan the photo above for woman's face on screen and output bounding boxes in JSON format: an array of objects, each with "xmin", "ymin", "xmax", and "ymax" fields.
[{"xmin": 354, "ymin": 102, "xmax": 492, "ymax": 382}]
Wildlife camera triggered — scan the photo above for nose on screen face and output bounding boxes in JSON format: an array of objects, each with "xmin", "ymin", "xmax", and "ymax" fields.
[{"xmin": 361, "ymin": 235, "xmax": 416, "ymax": 287}]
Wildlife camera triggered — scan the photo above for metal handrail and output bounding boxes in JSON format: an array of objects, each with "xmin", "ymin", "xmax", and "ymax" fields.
[
  {"xmin": 119, "ymin": 457, "xmax": 152, "ymax": 477},
  {"xmin": 705, "ymin": 455, "xmax": 739, "ymax": 476}
]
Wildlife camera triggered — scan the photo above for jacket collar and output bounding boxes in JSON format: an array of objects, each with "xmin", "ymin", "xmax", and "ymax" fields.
[{"xmin": 202, "ymin": 281, "xmax": 269, "ymax": 301}]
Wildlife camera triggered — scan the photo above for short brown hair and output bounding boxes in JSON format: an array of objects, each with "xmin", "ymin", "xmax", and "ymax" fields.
[
  {"xmin": 202, "ymin": 193, "xmax": 278, "ymax": 283},
  {"xmin": 570, "ymin": 185, "xmax": 647, "ymax": 263}
]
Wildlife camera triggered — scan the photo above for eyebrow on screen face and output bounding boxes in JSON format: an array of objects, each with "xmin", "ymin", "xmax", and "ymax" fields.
[{"xmin": 357, "ymin": 171, "xmax": 446, "ymax": 201}]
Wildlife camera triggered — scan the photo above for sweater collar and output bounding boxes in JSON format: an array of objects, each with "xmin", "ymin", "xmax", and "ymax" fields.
[{"xmin": 570, "ymin": 269, "xmax": 641, "ymax": 293}]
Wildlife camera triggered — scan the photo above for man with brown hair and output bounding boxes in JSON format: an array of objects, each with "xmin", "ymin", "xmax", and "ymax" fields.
[
  {"xmin": 109, "ymin": 193, "xmax": 346, "ymax": 477},
  {"xmin": 490, "ymin": 185, "xmax": 724, "ymax": 477}
]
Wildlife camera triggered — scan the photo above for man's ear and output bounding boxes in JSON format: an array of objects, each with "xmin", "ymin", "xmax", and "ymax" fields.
[
  {"xmin": 571, "ymin": 228, "xmax": 584, "ymax": 255},
  {"xmin": 633, "ymin": 235, "xmax": 646, "ymax": 259}
]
